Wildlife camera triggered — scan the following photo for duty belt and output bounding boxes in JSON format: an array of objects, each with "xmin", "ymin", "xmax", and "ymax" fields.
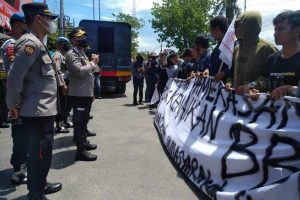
[{"xmin": 0, "ymin": 70, "xmax": 7, "ymax": 80}]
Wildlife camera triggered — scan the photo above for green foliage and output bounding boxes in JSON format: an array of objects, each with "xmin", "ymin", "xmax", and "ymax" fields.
[
  {"xmin": 151, "ymin": 0, "xmax": 214, "ymax": 52},
  {"xmin": 112, "ymin": 13, "xmax": 145, "ymax": 58}
]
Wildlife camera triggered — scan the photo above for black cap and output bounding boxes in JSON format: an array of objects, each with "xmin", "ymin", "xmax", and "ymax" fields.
[
  {"xmin": 22, "ymin": 3, "xmax": 58, "ymax": 20},
  {"xmin": 68, "ymin": 27, "xmax": 87, "ymax": 39}
]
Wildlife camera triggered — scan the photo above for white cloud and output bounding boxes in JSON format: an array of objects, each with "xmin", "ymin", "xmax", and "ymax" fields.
[{"xmin": 102, "ymin": 0, "xmax": 162, "ymax": 14}]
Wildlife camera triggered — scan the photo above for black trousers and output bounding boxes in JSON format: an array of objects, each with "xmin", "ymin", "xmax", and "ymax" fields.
[
  {"xmin": 70, "ymin": 96, "xmax": 93, "ymax": 148},
  {"xmin": 22, "ymin": 116, "xmax": 55, "ymax": 199},
  {"xmin": 133, "ymin": 77, "xmax": 144, "ymax": 102},
  {"xmin": 10, "ymin": 118, "xmax": 28, "ymax": 172},
  {"xmin": 0, "ymin": 79, "xmax": 8, "ymax": 124}
]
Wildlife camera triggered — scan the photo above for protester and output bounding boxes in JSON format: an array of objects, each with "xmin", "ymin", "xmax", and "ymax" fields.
[
  {"xmin": 249, "ymin": 10, "xmax": 300, "ymax": 100},
  {"xmin": 166, "ymin": 52, "xmax": 179, "ymax": 79},
  {"xmin": 177, "ymin": 48, "xmax": 193, "ymax": 79},
  {"xmin": 52, "ymin": 36, "xmax": 70, "ymax": 133},
  {"xmin": 131, "ymin": 54, "xmax": 145, "ymax": 105},
  {"xmin": 145, "ymin": 52, "xmax": 159, "ymax": 102},
  {"xmin": 208, "ymin": 16, "xmax": 230, "ymax": 82},
  {"xmin": 191, "ymin": 34, "xmax": 212, "ymax": 73},
  {"xmin": 6, "ymin": 3, "xmax": 62, "ymax": 199},
  {"xmin": 226, "ymin": 11, "xmax": 278, "ymax": 94},
  {"xmin": 66, "ymin": 27, "xmax": 99, "ymax": 161}
]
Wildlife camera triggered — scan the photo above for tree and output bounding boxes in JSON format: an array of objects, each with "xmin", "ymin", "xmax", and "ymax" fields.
[
  {"xmin": 212, "ymin": 0, "xmax": 241, "ymax": 23},
  {"xmin": 112, "ymin": 13, "xmax": 144, "ymax": 58},
  {"xmin": 151, "ymin": 0, "xmax": 214, "ymax": 52}
]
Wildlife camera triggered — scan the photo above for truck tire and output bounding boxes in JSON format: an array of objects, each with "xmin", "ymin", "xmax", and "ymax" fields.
[{"xmin": 115, "ymin": 82, "xmax": 126, "ymax": 93}]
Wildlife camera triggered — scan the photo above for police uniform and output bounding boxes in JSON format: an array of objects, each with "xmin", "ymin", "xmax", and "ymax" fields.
[
  {"xmin": 6, "ymin": 3, "xmax": 61, "ymax": 199},
  {"xmin": 1, "ymin": 13, "xmax": 28, "ymax": 184},
  {"xmin": 0, "ymin": 38, "xmax": 10, "ymax": 128},
  {"xmin": 66, "ymin": 43, "xmax": 99, "ymax": 161},
  {"xmin": 52, "ymin": 49, "xmax": 70, "ymax": 133}
]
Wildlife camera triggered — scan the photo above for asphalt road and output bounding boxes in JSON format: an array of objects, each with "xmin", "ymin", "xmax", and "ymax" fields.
[{"xmin": 0, "ymin": 81, "xmax": 209, "ymax": 200}]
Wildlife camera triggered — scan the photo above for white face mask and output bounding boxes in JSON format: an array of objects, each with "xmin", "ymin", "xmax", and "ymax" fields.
[
  {"xmin": 47, "ymin": 20, "xmax": 57, "ymax": 34},
  {"xmin": 42, "ymin": 35, "xmax": 48, "ymax": 45},
  {"xmin": 42, "ymin": 17, "xmax": 57, "ymax": 34}
]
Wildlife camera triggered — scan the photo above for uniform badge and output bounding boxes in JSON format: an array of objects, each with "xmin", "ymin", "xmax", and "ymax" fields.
[{"xmin": 25, "ymin": 45, "xmax": 35, "ymax": 56}]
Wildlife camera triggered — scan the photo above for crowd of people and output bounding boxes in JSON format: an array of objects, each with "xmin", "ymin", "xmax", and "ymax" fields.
[
  {"xmin": 0, "ymin": 2, "xmax": 299, "ymax": 200},
  {"xmin": 131, "ymin": 10, "xmax": 300, "ymax": 106}
]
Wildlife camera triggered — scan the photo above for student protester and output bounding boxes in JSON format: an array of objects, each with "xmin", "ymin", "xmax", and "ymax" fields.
[
  {"xmin": 177, "ymin": 48, "xmax": 193, "ymax": 79},
  {"xmin": 208, "ymin": 16, "xmax": 230, "ymax": 82},
  {"xmin": 166, "ymin": 52, "xmax": 179, "ymax": 79},
  {"xmin": 226, "ymin": 11, "xmax": 278, "ymax": 94},
  {"xmin": 249, "ymin": 11, "xmax": 300, "ymax": 100},
  {"xmin": 188, "ymin": 34, "xmax": 211, "ymax": 79},
  {"xmin": 145, "ymin": 52, "xmax": 159, "ymax": 102},
  {"xmin": 131, "ymin": 54, "xmax": 145, "ymax": 105}
]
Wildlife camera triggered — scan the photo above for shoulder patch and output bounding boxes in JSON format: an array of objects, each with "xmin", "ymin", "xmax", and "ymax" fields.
[{"xmin": 25, "ymin": 44, "xmax": 35, "ymax": 56}]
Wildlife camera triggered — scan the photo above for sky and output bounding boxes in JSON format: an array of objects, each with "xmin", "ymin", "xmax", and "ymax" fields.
[{"xmin": 43, "ymin": 0, "xmax": 300, "ymax": 53}]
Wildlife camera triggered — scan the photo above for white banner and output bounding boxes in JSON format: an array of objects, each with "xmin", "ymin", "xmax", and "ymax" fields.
[
  {"xmin": 154, "ymin": 77, "xmax": 300, "ymax": 200},
  {"xmin": 219, "ymin": 16, "xmax": 237, "ymax": 69}
]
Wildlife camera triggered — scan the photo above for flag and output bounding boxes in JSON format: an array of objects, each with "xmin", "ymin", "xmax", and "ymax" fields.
[{"xmin": 219, "ymin": 16, "xmax": 237, "ymax": 69}]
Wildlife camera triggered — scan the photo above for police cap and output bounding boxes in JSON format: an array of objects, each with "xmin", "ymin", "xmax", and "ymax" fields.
[
  {"xmin": 57, "ymin": 36, "xmax": 70, "ymax": 44},
  {"xmin": 22, "ymin": 3, "xmax": 59, "ymax": 20},
  {"xmin": 10, "ymin": 13, "xmax": 25, "ymax": 24},
  {"xmin": 68, "ymin": 27, "xmax": 87, "ymax": 39}
]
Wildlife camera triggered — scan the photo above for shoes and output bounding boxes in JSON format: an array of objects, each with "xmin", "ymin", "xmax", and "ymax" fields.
[
  {"xmin": 96, "ymin": 96, "xmax": 102, "ymax": 99},
  {"xmin": 11, "ymin": 164, "xmax": 27, "ymax": 185},
  {"xmin": 75, "ymin": 151, "xmax": 97, "ymax": 161},
  {"xmin": 89, "ymin": 115, "xmax": 93, "ymax": 120},
  {"xmin": 133, "ymin": 100, "xmax": 138, "ymax": 105},
  {"xmin": 138, "ymin": 101, "xmax": 143, "ymax": 105},
  {"xmin": 64, "ymin": 120, "xmax": 73, "ymax": 128},
  {"xmin": 44, "ymin": 182, "xmax": 62, "ymax": 194},
  {"xmin": 85, "ymin": 140, "xmax": 97, "ymax": 151},
  {"xmin": 28, "ymin": 194, "xmax": 49, "ymax": 200},
  {"xmin": 0, "ymin": 122, "xmax": 10, "ymax": 128},
  {"xmin": 55, "ymin": 125, "xmax": 70, "ymax": 133},
  {"xmin": 87, "ymin": 130, "xmax": 96, "ymax": 137}
]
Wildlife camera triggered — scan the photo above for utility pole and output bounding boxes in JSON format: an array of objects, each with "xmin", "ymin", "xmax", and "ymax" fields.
[
  {"xmin": 98, "ymin": 0, "xmax": 100, "ymax": 20},
  {"xmin": 132, "ymin": 0, "xmax": 136, "ymax": 18},
  {"xmin": 60, "ymin": 0, "xmax": 64, "ymax": 36},
  {"xmin": 93, "ymin": 0, "xmax": 95, "ymax": 20},
  {"xmin": 244, "ymin": 0, "xmax": 247, "ymax": 12}
]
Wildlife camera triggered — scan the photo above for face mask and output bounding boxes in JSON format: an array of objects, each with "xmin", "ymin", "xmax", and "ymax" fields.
[
  {"xmin": 76, "ymin": 38, "xmax": 88, "ymax": 48},
  {"xmin": 42, "ymin": 35, "xmax": 48, "ymax": 45},
  {"xmin": 41, "ymin": 17, "xmax": 57, "ymax": 34}
]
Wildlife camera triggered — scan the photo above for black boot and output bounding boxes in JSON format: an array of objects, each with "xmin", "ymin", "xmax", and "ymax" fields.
[
  {"xmin": 44, "ymin": 182, "xmax": 62, "ymax": 194},
  {"xmin": 75, "ymin": 145, "xmax": 97, "ymax": 161},
  {"xmin": 55, "ymin": 122, "xmax": 69, "ymax": 133},
  {"xmin": 84, "ymin": 139, "xmax": 97, "ymax": 151},
  {"xmin": 64, "ymin": 118, "xmax": 73, "ymax": 128},
  {"xmin": 87, "ymin": 130, "xmax": 96, "ymax": 137},
  {"xmin": 133, "ymin": 100, "xmax": 138, "ymax": 105}
]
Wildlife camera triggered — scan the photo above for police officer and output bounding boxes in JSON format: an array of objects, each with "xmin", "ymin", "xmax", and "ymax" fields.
[
  {"xmin": 6, "ymin": 3, "xmax": 62, "ymax": 199},
  {"xmin": 52, "ymin": 36, "xmax": 71, "ymax": 133},
  {"xmin": 66, "ymin": 28, "xmax": 99, "ymax": 161},
  {"xmin": 1, "ymin": 13, "xmax": 28, "ymax": 185}
]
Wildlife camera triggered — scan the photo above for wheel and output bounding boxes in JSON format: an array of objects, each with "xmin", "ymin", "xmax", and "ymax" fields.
[{"xmin": 115, "ymin": 82, "xmax": 126, "ymax": 93}]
